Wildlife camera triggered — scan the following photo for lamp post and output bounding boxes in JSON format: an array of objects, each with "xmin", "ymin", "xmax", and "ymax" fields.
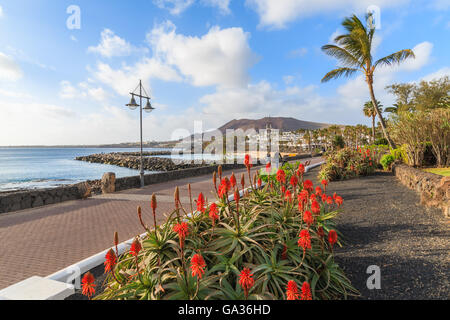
[{"xmin": 126, "ymin": 80, "xmax": 155, "ymax": 188}]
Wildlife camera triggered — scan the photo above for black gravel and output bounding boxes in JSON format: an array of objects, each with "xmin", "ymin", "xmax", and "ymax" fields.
[{"xmin": 314, "ymin": 170, "xmax": 450, "ymax": 300}]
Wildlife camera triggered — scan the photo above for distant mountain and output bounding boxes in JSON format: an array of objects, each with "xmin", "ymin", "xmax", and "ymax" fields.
[{"xmin": 217, "ymin": 117, "xmax": 332, "ymax": 133}]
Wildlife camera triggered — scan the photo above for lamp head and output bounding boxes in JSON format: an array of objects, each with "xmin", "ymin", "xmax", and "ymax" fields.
[
  {"xmin": 143, "ymin": 98, "xmax": 155, "ymax": 113},
  {"xmin": 126, "ymin": 94, "xmax": 139, "ymax": 110}
]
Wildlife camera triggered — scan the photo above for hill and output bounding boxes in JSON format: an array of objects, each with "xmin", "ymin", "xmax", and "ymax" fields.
[{"xmin": 217, "ymin": 117, "xmax": 331, "ymax": 133}]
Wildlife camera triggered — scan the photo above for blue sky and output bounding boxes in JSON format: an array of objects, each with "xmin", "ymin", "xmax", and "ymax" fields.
[{"xmin": 0, "ymin": 0, "xmax": 448, "ymax": 145}]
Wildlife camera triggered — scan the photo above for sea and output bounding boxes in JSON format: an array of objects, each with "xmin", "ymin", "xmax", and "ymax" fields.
[{"xmin": 0, "ymin": 147, "xmax": 171, "ymax": 192}]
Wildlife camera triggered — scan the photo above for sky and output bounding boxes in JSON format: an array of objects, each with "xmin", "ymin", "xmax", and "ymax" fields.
[{"xmin": 0, "ymin": 0, "xmax": 448, "ymax": 145}]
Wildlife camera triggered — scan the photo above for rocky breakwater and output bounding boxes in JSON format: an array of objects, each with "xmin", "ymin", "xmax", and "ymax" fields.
[{"xmin": 75, "ymin": 152, "xmax": 209, "ymax": 172}]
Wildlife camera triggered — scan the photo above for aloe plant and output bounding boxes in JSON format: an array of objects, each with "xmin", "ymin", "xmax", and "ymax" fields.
[{"xmin": 94, "ymin": 158, "xmax": 359, "ymax": 300}]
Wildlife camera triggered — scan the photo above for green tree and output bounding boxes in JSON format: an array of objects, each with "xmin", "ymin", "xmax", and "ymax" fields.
[{"xmin": 321, "ymin": 14, "xmax": 415, "ymax": 149}]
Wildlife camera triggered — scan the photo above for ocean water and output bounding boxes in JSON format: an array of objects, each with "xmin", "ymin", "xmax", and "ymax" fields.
[{"xmin": 0, "ymin": 147, "xmax": 171, "ymax": 192}]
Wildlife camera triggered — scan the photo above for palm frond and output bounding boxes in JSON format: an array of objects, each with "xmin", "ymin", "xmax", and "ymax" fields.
[
  {"xmin": 374, "ymin": 49, "xmax": 415, "ymax": 68},
  {"xmin": 321, "ymin": 45, "xmax": 361, "ymax": 67},
  {"xmin": 321, "ymin": 67, "xmax": 359, "ymax": 83}
]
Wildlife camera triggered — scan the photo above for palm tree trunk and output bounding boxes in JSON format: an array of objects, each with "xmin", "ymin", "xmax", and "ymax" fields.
[
  {"xmin": 371, "ymin": 115, "xmax": 375, "ymax": 143},
  {"xmin": 367, "ymin": 81, "xmax": 396, "ymax": 149}
]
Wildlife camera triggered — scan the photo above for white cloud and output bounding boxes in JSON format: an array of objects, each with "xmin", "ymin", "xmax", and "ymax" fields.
[
  {"xmin": 59, "ymin": 80, "xmax": 109, "ymax": 101},
  {"xmin": 0, "ymin": 6, "xmax": 3, "ymax": 18},
  {"xmin": 429, "ymin": 0, "xmax": 450, "ymax": 10},
  {"xmin": 421, "ymin": 67, "xmax": 450, "ymax": 81},
  {"xmin": 389, "ymin": 41, "xmax": 433, "ymax": 72},
  {"xmin": 147, "ymin": 21, "xmax": 257, "ymax": 88},
  {"xmin": 154, "ymin": 0, "xmax": 195, "ymax": 15},
  {"xmin": 91, "ymin": 58, "xmax": 182, "ymax": 96},
  {"xmin": 88, "ymin": 29, "xmax": 142, "ymax": 58},
  {"xmin": 59, "ymin": 81, "xmax": 78, "ymax": 99},
  {"xmin": 288, "ymin": 47, "xmax": 308, "ymax": 58},
  {"xmin": 283, "ymin": 75, "xmax": 295, "ymax": 84},
  {"xmin": 154, "ymin": 0, "xmax": 231, "ymax": 15},
  {"xmin": 199, "ymin": 81, "xmax": 338, "ymax": 123},
  {"xmin": 245, "ymin": 0, "xmax": 409, "ymax": 29},
  {"xmin": 0, "ymin": 52, "xmax": 23, "ymax": 81},
  {"xmin": 202, "ymin": 0, "xmax": 231, "ymax": 14}
]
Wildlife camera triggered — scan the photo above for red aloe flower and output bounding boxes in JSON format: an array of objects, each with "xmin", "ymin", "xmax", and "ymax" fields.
[
  {"xmin": 209, "ymin": 203, "xmax": 219, "ymax": 225},
  {"xmin": 321, "ymin": 193, "xmax": 327, "ymax": 202},
  {"xmin": 298, "ymin": 190, "xmax": 309, "ymax": 203},
  {"xmin": 218, "ymin": 183, "xmax": 227, "ymax": 198},
  {"xmin": 301, "ymin": 281, "xmax": 312, "ymax": 300},
  {"xmin": 81, "ymin": 272, "xmax": 96, "ymax": 299},
  {"xmin": 276, "ymin": 169, "xmax": 286, "ymax": 184},
  {"xmin": 335, "ymin": 196, "xmax": 343, "ymax": 207},
  {"xmin": 104, "ymin": 248, "xmax": 117, "ymax": 273},
  {"xmin": 290, "ymin": 175, "xmax": 298, "ymax": 187},
  {"xmin": 333, "ymin": 192, "xmax": 337, "ymax": 200},
  {"xmin": 286, "ymin": 280, "xmax": 299, "ymax": 300},
  {"xmin": 230, "ymin": 173, "xmax": 236, "ymax": 188},
  {"xmin": 190, "ymin": 253, "xmax": 206, "ymax": 279},
  {"xmin": 328, "ymin": 230, "xmax": 338, "ymax": 247},
  {"xmin": 311, "ymin": 200, "xmax": 321, "ymax": 215},
  {"xmin": 173, "ymin": 222, "xmax": 189, "ymax": 248},
  {"xmin": 326, "ymin": 196, "xmax": 333, "ymax": 205},
  {"xmin": 197, "ymin": 192, "xmax": 206, "ymax": 213},
  {"xmin": 244, "ymin": 154, "xmax": 252, "ymax": 169},
  {"xmin": 257, "ymin": 177, "xmax": 262, "ymax": 188},
  {"xmin": 298, "ymin": 163, "xmax": 305, "ymax": 176},
  {"xmin": 298, "ymin": 229, "xmax": 311, "ymax": 251},
  {"xmin": 265, "ymin": 162, "xmax": 271, "ymax": 173},
  {"xmin": 315, "ymin": 186, "xmax": 322, "ymax": 196},
  {"xmin": 303, "ymin": 210, "xmax": 314, "ymax": 226},
  {"xmin": 321, "ymin": 179, "xmax": 328, "ymax": 191},
  {"xmin": 310, "ymin": 193, "xmax": 317, "ymax": 202},
  {"xmin": 285, "ymin": 189, "xmax": 292, "ymax": 202},
  {"xmin": 239, "ymin": 268, "xmax": 255, "ymax": 299},
  {"xmin": 130, "ymin": 238, "xmax": 142, "ymax": 257},
  {"xmin": 303, "ymin": 180, "xmax": 313, "ymax": 192}
]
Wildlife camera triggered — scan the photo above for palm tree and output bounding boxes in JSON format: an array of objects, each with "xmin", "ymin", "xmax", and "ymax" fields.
[
  {"xmin": 321, "ymin": 14, "xmax": 415, "ymax": 149},
  {"xmin": 363, "ymin": 100, "xmax": 382, "ymax": 143},
  {"xmin": 384, "ymin": 102, "xmax": 412, "ymax": 114}
]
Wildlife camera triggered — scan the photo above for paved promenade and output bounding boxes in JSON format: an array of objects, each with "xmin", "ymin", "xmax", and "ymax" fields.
[{"xmin": 0, "ymin": 157, "xmax": 320, "ymax": 289}]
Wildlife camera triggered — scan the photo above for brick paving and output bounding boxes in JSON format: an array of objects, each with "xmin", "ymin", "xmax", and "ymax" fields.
[{"xmin": 0, "ymin": 158, "xmax": 321, "ymax": 289}]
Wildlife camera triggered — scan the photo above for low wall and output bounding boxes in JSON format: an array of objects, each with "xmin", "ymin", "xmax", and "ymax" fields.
[
  {"xmin": 0, "ymin": 183, "xmax": 89, "ymax": 214},
  {"xmin": 393, "ymin": 164, "xmax": 449, "ymax": 217}
]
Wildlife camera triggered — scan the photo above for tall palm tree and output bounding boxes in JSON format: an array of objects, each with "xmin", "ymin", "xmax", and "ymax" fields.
[
  {"xmin": 321, "ymin": 14, "xmax": 415, "ymax": 149},
  {"xmin": 363, "ymin": 100, "xmax": 382, "ymax": 143}
]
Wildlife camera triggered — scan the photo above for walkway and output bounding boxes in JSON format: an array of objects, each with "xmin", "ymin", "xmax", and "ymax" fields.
[
  {"xmin": 321, "ymin": 172, "xmax": 450, "ymax": 299},
  {"xmin": 0, "ymin": 157, "xmax": 321, "ymax": 289}
]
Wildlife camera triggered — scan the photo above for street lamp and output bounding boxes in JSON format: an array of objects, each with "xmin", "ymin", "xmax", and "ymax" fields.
[{"xmin": 126, "ymin": 80, "xmax": 155, "ymax": 188}]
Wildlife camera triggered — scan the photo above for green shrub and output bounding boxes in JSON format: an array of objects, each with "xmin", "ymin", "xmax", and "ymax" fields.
[
  {"xmin": 318, "ymin": 147, "xmax": 377, "ymax": 181},
  {"xmin": 374, "ymin": 137, "xmax": 389, "ymax": 145},
  {"xmin": 380, "ymin": 154, "xmax": 395, "ymax": 170},
  {"xmin": 332, "ymin": 135, "xmax": 345, "ymax": 149}
]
